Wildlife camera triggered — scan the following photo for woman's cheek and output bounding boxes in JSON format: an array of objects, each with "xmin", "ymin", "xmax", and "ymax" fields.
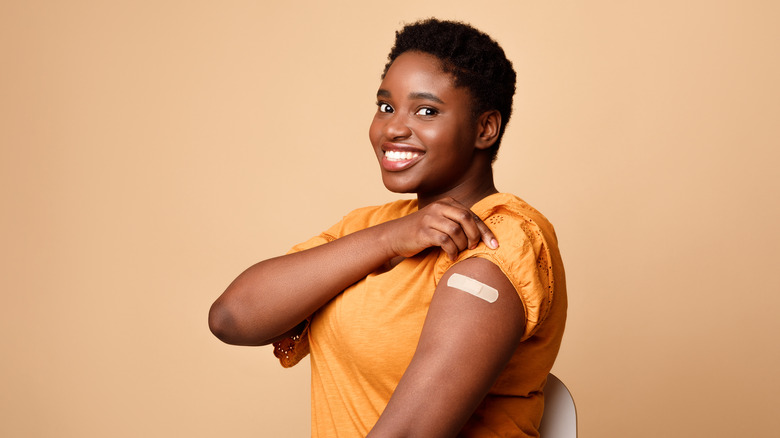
[{"xmin": 368, "ymin": 118, "xmax": 382, "ymax": 147}]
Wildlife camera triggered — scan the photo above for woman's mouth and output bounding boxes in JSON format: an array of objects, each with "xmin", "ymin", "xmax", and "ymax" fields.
[
  {"xmin": 380, "ymin": 148, "xmax": 424, "ymax": 171},
  {"xmin": 384, "ymin": 150, "xmax": 421, "ymax": 161}
]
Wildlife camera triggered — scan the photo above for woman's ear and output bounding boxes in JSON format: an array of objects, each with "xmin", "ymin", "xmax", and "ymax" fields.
[{"xmin": 475, "ymin": 110, "xmax": 501, "ymax": 150}]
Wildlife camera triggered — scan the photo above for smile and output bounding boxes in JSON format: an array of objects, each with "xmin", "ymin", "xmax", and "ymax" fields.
[
  {"xmin": 384, "ymin": 150, "xmax": 422, "ymax": 161},
  {"xmin": 380, "ymin": 147, "xmax": 425, "ymax": 172}
]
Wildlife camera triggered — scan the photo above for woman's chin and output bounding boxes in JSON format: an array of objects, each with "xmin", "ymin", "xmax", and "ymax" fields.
[
  {"xmin": 381, "ymin": 175, "xmax": 418, "ymax": 194},
  {"xmin": 383, "ymin": 184, "xmax": 415, "ymax": 194}
]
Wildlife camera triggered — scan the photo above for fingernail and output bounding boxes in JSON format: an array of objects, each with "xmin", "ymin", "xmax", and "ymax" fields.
[{"xmin": 490, "ymin": 239, "xmax": 498, "ymax": 249}]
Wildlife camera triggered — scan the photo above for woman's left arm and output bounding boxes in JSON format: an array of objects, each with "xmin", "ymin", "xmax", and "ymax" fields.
[{"xmin": 368, "ymin": 256, "xmax": 526, "ymax": 437}]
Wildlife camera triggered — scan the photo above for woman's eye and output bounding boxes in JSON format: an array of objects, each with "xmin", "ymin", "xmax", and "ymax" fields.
[
  {"xmin": 378, "ymin": 103, "xmax": 394, "ymax": 113},
  {"xmin": 415, "ymin": 107, "xmax": 438, "ymax": 116}
]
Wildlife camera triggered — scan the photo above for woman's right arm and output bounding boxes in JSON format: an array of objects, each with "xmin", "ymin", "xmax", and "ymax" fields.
[
  {"xmin": 208, "ymin": 221, "xmax": 396, "ymax": 346},
  {"xmin": 208, "ymin": 198, "xmax": 498, "ymax": 346}
]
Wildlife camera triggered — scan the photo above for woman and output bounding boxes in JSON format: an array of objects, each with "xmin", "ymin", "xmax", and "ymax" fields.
[{"xmin": 209, "ymin": 18, "xmax": 567, "ymax": 437}]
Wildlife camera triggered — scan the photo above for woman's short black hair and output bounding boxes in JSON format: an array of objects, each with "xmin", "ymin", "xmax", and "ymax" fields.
[{"xmin": 382, "ymin": 18, "xmax": 517, "ymax": 160}]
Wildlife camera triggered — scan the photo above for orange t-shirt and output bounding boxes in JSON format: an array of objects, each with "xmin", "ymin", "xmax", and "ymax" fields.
[{"xmin": 274, "ymin": 193, "xmax": 567, "ymax": 437}]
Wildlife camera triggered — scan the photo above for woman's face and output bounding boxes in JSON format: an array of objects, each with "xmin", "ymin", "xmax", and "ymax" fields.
[{"xmin": 369, "ymin": 51, "xmax": 481, "ymax": 197}]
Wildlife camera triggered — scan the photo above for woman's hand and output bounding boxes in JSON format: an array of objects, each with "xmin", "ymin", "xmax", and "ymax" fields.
[{"xmin": 383, "ymin": 197, "xmax": 498, "ymax": 261}]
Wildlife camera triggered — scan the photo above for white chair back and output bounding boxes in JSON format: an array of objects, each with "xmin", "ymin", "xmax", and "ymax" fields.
[{"xmin": 538, "ymin": 373, "xmax": 577, "ymax": 437}]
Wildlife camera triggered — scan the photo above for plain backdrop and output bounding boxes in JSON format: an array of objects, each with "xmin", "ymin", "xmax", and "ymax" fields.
[{"xmin": 2, "ymin": 1, "xmax": 779, "ymax": 437}]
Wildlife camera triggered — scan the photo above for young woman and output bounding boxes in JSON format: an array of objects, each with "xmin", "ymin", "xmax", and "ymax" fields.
[{"xmin": 209, "ymin": 18, "xmax": 567, "ymax": 437}]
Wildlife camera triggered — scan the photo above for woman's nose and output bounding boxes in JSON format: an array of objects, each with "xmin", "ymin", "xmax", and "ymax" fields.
[{"xmin": 384, "ymin": 113, "xmax": 412, "ymax": 140}]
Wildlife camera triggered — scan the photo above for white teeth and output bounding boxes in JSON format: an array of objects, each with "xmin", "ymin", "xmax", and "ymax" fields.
[{"xmin": 385, "ymin": 150, "xmax": 420, "ymax": 161}]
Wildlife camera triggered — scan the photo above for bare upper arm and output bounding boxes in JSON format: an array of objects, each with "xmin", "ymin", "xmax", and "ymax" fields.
[{"xmin": 368, "ymin": 256, "xmax": 526, "ymax": 437}]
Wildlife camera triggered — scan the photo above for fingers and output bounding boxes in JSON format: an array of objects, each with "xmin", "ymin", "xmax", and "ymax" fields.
[
  {"xmin": 429, "ymin": 198, "xmax": 499, "ymax": 258},
  {"xmin": 443, "ymin": 199, "xmax": 498, "ymax": 250},
  {"xmin": 426, "ymin": 219, "xmax": 469, "ymax": 261},
  {"xmin": 392, "ymin": 198, "xmax": 500, "ymax": 261},
  {"xmin": 431, "ymin": 230, "xmax": 460, "ymax": 261},
  {"xmin": 438, "ymin": 207, "xmax": 479, "ymax": 249},
  {"xmin": 474, "ymin": 216, "xmax": 499, "ymax": 250}
]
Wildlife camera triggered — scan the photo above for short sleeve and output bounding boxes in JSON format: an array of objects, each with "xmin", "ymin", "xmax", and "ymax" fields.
[{"xmin": 433, "ymin": 207, "xmax": 555, "ymax": 341}]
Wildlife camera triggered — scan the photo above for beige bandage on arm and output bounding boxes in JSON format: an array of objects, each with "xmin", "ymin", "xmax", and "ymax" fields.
[{"xmin": 446, "ymin": 273, "xmax": 499, "ymax": 303}]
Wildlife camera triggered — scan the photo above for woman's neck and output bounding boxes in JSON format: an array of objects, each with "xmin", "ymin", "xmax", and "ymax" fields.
[{"xmin": 417, "ymin": 169, "xmax": 498, "ymax": 210}]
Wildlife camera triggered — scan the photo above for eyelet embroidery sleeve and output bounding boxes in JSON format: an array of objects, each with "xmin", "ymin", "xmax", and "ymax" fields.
[{"xmin": 273, "ymin": 319, "xmax": 311, "ymax": 368}]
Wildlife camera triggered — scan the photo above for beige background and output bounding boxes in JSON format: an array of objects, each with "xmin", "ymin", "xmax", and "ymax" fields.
[{"xmin": 2, "ymin": 1, "xmax": 778, "ymax": 437}]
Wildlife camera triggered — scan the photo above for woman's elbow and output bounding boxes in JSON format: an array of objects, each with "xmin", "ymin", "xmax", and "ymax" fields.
[
  {"xmin": 208, "ymin": 299, "xmax": 239, "ymax": 344},
  {"xmin": 208, "ymin": 298, "xmax": 275, "ymax": 346}
]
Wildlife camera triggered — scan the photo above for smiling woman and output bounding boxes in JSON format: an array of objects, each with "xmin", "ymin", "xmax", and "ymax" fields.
[{"xmin": 209, "ymin": 18, "xmax": 567, "ymax": 437}]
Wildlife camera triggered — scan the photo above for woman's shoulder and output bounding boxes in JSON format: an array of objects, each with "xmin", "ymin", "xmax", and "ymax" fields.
[
  {"xmin": 346, "ymin": 198, "xmax": 418, "ymax": 221},
  {"xmin": 467, "ymin": 193, "xmax": 559, "ymax": 252},
  {"xmin": 472, "ymin": 193, "xmax": 556, "ymax": 238},
  {"xmin": 324, "ymin": 198, "xmax": 419, "ymax": 238},
  {"xmin": 288, "ymin": 198, "xmax": 418, "ymax": 253}
]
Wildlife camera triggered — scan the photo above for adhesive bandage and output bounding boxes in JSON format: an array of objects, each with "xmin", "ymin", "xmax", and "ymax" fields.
[{"xmin": 446, "ymin": 273, "xmax": 499, "ymax": 303}]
